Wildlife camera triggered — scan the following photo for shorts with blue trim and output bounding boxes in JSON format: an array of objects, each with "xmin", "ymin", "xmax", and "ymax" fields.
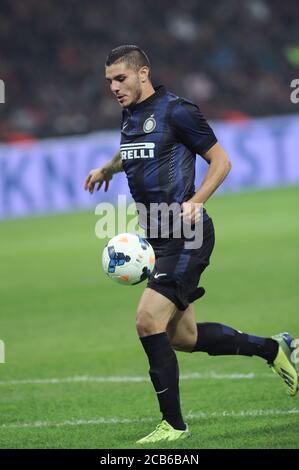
[{"xmin": 147, "ymin": 218, "xmax": 215, "ymax": 311}]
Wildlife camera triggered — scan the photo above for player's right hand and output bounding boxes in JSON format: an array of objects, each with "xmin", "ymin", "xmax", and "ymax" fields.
[{"xmin": 84, "ymin": 165, "xmax": 113, "ymax": 194}]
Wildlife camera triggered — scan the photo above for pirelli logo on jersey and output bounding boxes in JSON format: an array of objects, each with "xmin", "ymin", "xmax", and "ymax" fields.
[{"xmin": 120, "ymin": 142, "xmax": 155, "ymax": 160}]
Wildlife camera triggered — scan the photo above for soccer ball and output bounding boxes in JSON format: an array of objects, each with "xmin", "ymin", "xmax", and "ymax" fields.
[{"xmin": 102, "ymin": 233, "xmax": 155, "ymax": 285}]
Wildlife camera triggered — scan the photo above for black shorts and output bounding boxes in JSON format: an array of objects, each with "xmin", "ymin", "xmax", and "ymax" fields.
[{"xmin": 147, "ymin": 218, "xmax": 215, "ymax": 311}]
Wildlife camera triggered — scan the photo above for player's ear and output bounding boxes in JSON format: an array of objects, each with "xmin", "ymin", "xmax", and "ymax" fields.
[{"xmin": 139, "ymin": 66, "xmax": 150, "ymax": 83}]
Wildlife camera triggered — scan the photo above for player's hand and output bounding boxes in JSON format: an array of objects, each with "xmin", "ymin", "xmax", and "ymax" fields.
[
  {"xmin": 180, "ymin": 201, "xmax": 203, "ymax": 225},
  {"xmin": 84, "ymin": 164, "xmax": 113, "ymax": 194}
]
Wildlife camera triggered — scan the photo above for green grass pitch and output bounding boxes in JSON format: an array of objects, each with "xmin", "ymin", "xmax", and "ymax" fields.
[{"xmin": 0, "ymin": 186, "xmax": 298, "ymax": 449}]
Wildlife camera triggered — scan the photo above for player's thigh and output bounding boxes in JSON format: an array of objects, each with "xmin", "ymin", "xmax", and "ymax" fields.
[
  {"xmin": 136, "ymin": 287, "xmax": 177, "ymax": 337},
  {"xmin": 167, "ymin": 303, "xmax": 197, "ymax": 352}
]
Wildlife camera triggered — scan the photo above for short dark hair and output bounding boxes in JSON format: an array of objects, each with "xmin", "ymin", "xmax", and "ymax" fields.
[{"xmin": 105, "ymin": 45, "xmax": 150, "ymax": 72}]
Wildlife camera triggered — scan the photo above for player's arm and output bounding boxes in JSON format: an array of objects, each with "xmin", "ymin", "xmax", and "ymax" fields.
[
  {"xmin": 172, "ymin": 100, "xmax": 232, "ymax": 221},
  {"xmin": 182, "ymin": 142, "xmax": 231, "ymax": 223},
  {"xmin": 84, "ymin": 150, "xmax": 123, "ymax": 194},
  {"xmin": 189, "ymin": 142, "xmax": 231, "ymax": 204}
]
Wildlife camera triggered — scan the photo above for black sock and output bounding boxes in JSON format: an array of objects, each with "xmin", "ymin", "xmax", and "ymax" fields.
[
  {"xmin": 193, "ymin": 322, "xmax": 278, "ymax": 363},
  {"xmin": 140, "ymin": 332, "xmax": 186, "ymax": 430}
]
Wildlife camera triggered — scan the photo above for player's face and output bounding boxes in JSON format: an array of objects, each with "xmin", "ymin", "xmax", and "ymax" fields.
[{"xmin": 105, "ymin": 62, "xmax": 143, "ymax": 108}]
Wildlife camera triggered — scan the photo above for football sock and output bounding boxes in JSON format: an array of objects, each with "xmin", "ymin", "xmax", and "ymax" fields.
[
  {"xmin": 193, "ymin": 322, "xmax": 278, "ymax": 363},
  {"xmin": 140, "ymin": 332, "xmax": 186, "ymax": 430}
]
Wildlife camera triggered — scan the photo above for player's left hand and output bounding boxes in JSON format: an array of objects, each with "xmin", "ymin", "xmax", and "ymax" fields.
[{"xmin": 180, "ymin": 201, "xmax": 203, "ymax": 225}]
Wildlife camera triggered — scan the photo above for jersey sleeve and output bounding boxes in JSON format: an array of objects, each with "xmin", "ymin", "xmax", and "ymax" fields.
[{"xmin": 171, "ymin": 99, "xmax": 217, "ymax": 156}]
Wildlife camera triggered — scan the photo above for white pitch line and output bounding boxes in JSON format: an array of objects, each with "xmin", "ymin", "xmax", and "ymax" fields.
[
  {"xmin": 0, "ymin": 372, "xmax": 274, "ymax": 386},
  {"xmin": 0, "ymin": 408, "xmax": 298, "ymax": 430}
]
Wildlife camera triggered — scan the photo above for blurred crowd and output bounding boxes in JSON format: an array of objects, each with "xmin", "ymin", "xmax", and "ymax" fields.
[{"xmin": 0, "ymin": 0, "xmax": 298, "ymax": 141}]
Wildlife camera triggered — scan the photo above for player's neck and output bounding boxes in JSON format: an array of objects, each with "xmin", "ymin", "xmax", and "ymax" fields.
[{"xmin": 137, "ymin": 83, "xmax": 156, "ymax": 105}]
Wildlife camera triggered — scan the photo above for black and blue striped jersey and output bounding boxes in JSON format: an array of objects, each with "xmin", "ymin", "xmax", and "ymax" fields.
[{"xmin": 120, "ymin": 85, "xmax": 217, "ymax": 225}]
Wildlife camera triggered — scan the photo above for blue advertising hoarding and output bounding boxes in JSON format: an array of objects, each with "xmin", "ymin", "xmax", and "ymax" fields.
[{"xmin": 0, "ymin": 115, "xmax": 298, "ymax": 219}]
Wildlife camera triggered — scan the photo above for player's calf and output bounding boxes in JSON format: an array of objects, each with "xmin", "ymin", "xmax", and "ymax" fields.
[{"xmin": 192, "ymin": 322, "xmax": 278, "ymax": 363}]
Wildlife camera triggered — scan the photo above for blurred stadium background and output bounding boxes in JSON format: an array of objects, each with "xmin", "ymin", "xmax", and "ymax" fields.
[{"xmin": 0, "ymin": 0, "xmax": 298, "ymax": 449}]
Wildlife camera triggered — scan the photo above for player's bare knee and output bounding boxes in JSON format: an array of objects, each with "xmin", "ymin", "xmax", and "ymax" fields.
[
  {"xmin": 136, "ymin": 308, "xmax": 157, "ymax": 337},
  {"xmin": 170, "ymin": 332, "xmax": 197, "ymax": 352}
]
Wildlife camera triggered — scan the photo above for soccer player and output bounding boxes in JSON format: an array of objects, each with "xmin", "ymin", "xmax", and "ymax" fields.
[{"xmin": 84, "ymin": 45, "xmax": 298, "ymax": 444}]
